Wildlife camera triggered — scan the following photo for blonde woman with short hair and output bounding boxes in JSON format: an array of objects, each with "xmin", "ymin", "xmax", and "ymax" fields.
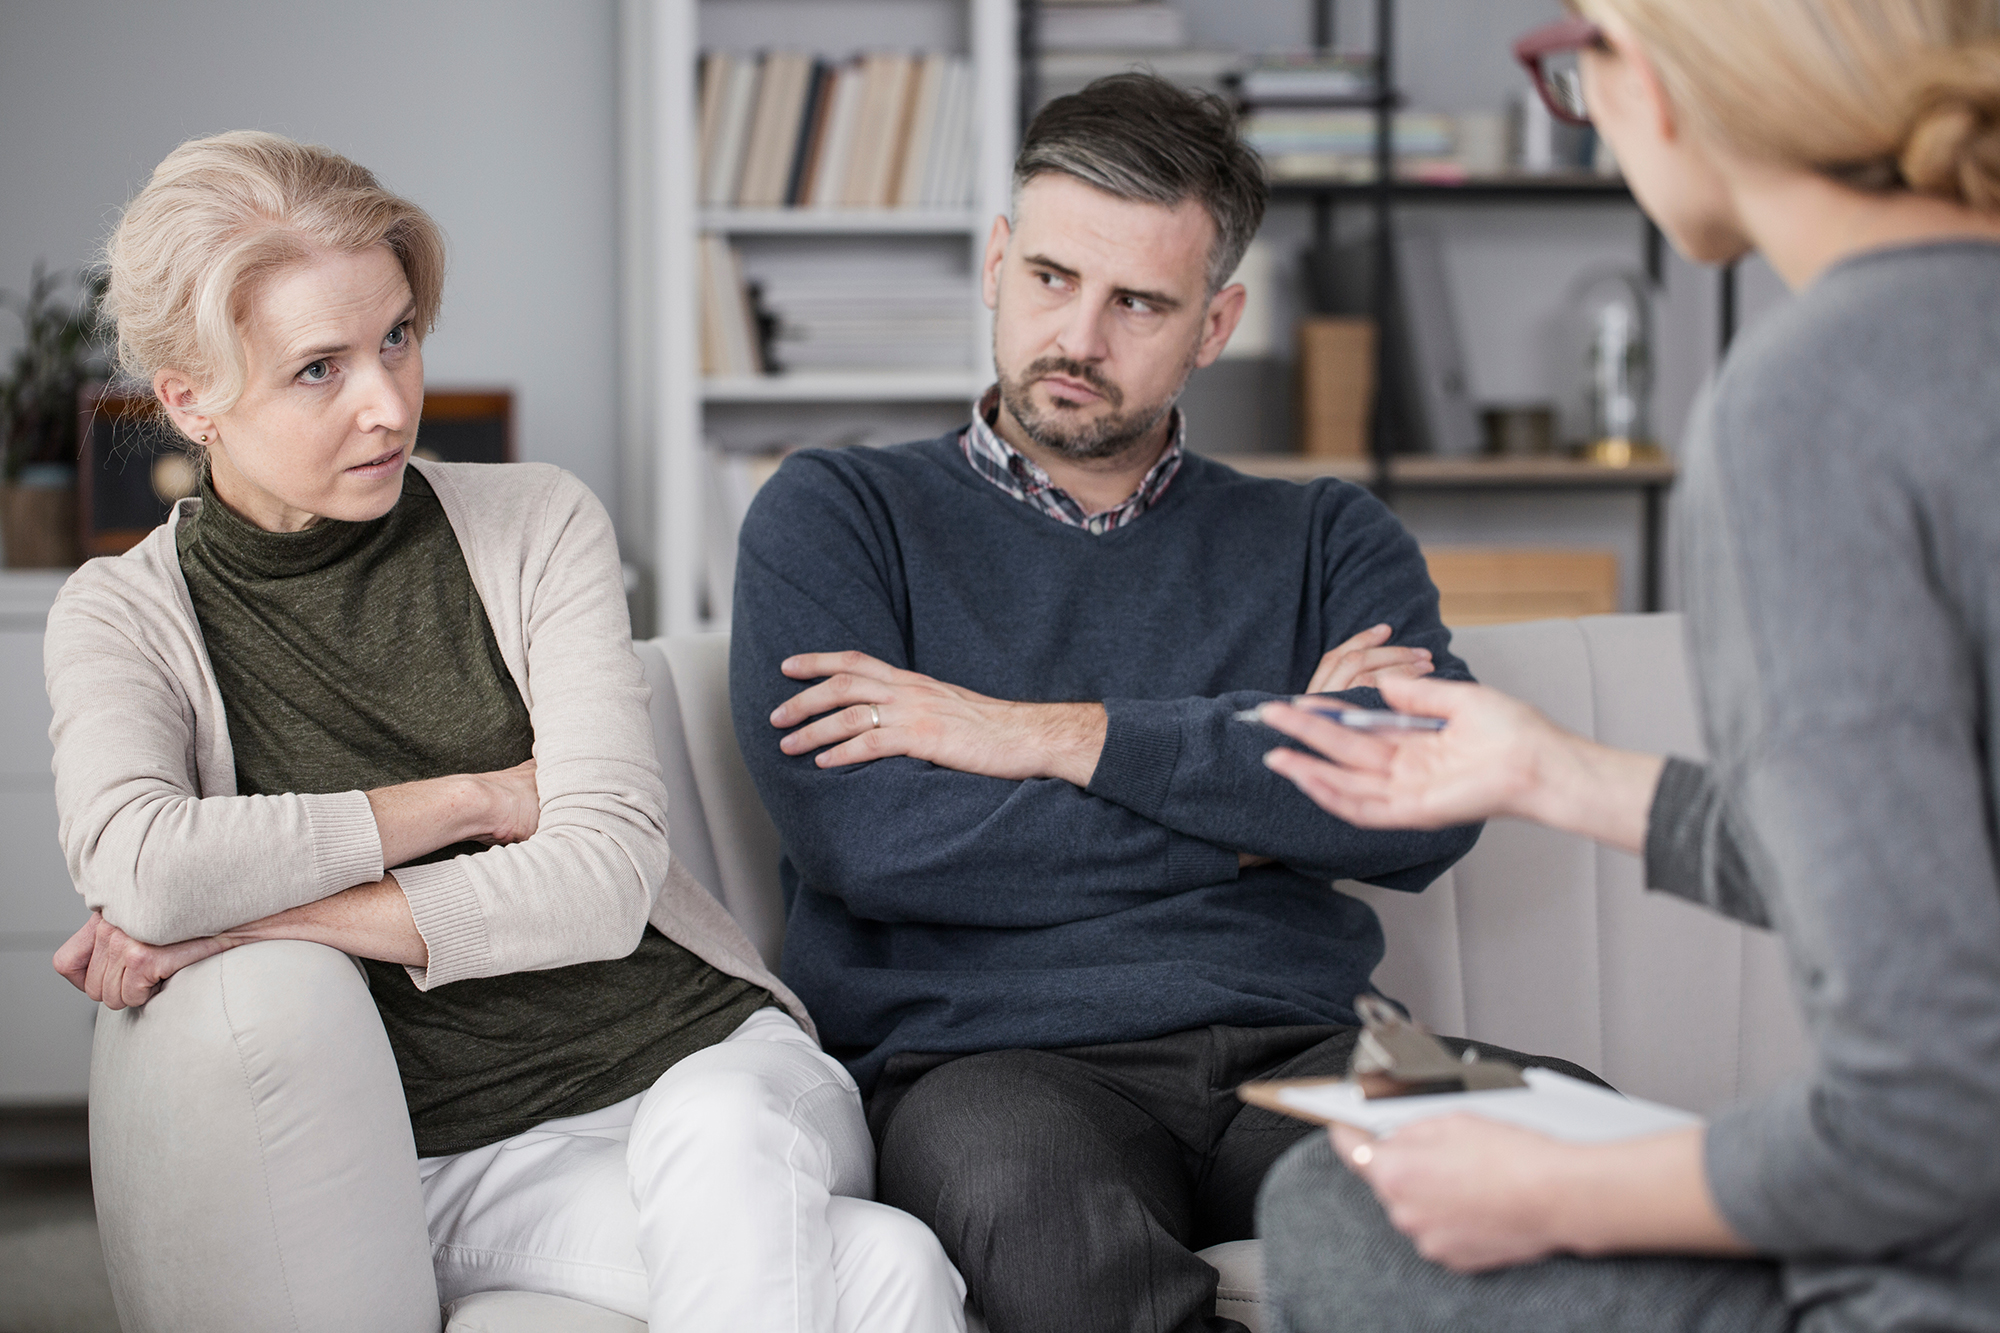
[
  {"xmin": 49, "ymin": 131, "xmax": 964, "ymax": 1332},
  {"xmin": 1252, "ymin": 2, "xmax": 2000, "ymax": 1330}
]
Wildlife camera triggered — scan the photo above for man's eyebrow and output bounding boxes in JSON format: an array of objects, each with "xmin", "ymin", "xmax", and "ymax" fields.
[{"xmin": 1021, "ymin": 253, "xmax": 1183, "ymax": 311}]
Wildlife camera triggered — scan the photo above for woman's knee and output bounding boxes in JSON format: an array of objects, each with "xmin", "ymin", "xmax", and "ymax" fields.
[
  {"xmin": 630, "ymin": 1042, "xmax": 871, "ymax": 1194},
  {"xmin": 1258, "ymin": 1135, "xmax": 1400, "ymax": 1333},
  {"xmin": 827, "ymin": 1196, "xmax": 967, "ymax": 1331}
]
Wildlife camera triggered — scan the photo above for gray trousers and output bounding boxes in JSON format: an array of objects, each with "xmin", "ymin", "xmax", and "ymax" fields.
[
  {"xmin": 868, "ymin": 1024, "xmax": 1601, "ymax": 1333},
  {"xmin": 1256, "ymin": 1135, "xmax": 1792, "ymax": 1333}
]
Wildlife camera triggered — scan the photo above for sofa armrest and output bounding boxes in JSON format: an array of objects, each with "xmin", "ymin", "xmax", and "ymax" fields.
[{"xmin": 90, "ymin": 939, "xmax": 440, "ymax": 1333}]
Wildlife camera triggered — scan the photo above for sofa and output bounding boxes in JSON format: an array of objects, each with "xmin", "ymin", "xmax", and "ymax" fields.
[{"xmin": 86, "ymin": 613, "xmax": 1809, "ymax": 1332}]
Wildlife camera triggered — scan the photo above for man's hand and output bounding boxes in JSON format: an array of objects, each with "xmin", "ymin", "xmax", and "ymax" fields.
[
  {"xmin": 53, "ymin": 911, "xmax": 234, "ymax": 1011},
  {"xmin": 1306, "ymin": 623, "xmax": 1434, "ymax": 695},
  {"xmin": 771, "ymin": 651, "xmax": 1107, "ymax": 787}
]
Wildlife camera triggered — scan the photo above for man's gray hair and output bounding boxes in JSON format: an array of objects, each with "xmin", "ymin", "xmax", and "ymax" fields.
[{"xmin": 1013, "ymin": 73, "xmax": 1270, "ymax": 293}]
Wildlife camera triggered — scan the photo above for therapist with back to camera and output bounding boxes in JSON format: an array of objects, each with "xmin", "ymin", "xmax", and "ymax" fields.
[{"xmin": 1253, "ymin": 1, "xmax": 2000, "ymax": 1331}]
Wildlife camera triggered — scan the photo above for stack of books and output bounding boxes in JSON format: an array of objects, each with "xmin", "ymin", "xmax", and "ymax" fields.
[
  {"xmin": 697, "ymin": 236, "xmax": 765, "ymax": 377},
  {"xmin": 698, "ymin": 239, "xmax": 977, "ymax": 377},
  {"xmin": 1233, "ymin": 51, "xmax": 1459, "ymax": 184},
  {"xmin": 758, "ymin": 265, "xmax": 973, "ymax": 372},
  {"xmin": 1241, "ymin": 110, "xmax": 1459, "ymax": 183},
  {"xmin": 698, "ymin": 50, "xmax": 978, "ymax": 211}
]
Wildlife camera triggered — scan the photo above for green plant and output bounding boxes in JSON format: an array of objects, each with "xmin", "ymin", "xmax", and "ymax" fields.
[{"xmin": 0, "ymin": 262, "xmax": 109, "ymax": 484}]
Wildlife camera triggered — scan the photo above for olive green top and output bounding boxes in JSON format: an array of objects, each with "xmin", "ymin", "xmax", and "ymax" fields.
[{"xmin": 177, "ymin": 468, "xmax": 768, "ymax": 1157}]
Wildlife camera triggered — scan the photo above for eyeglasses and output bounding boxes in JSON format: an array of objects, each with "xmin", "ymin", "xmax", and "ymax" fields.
[{"xmin": 1513, "ymin": 15, "xmax": 1608, "ymax": 126}]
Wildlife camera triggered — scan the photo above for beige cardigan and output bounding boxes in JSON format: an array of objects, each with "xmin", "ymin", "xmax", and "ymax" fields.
[{"xmin": 44, "ymin": 458, "xmax": 810, "ymax": 1035}]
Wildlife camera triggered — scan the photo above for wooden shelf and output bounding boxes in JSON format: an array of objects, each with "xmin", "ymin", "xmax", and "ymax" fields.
[
  {"xmin": 702, "ymin": 371, "xmax": 988, "ymax": 403},
  {"xmin": 1211, "ymin": 453, "xmax": 1676, "ymax": 490},
  {"xmin": 698, "ymin": 209, "xmax": 984, "ymax": 235}
]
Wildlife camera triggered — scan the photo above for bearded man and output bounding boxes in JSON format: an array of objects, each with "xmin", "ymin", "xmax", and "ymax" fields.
[{"xmin": 729, "ymin": 74, "xmax": 1584, "ymax": 1333}]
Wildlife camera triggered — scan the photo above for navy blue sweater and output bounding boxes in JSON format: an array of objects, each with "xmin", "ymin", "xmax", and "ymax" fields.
[{"xmin": 730, "ymin": 434, "xmax": 1479, "ymax": 1090}]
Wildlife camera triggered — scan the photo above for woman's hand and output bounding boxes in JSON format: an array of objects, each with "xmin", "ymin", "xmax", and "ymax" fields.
[
  {"xmin": 1260, "ymin": 674, "xmax": 1556, "ymax": 830},
  {"xmin": 53, "ymin": 910, "xmax": 235, "ymax": 1010},
  {"xmin": 1332, "ymin": 1118, "xmax": 1575, "ymax": 1272},
  {"xmin": 1306, "ymin": 623, "xmax": 1435, "ymax": 694},
  {"xmin": 1258, "ymin": 674, "xmax": 1664, "ymax": 853},
  {"xmin": 1332, "ymin": 1119, "xmax": 1748, "ymax": 1269}
]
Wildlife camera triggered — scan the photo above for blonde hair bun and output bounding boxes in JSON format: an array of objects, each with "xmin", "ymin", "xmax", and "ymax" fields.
[
  {"xmin": 1900, "ymin": 40, "xmax": 2000, "ymax": 210},
  {"xmin": 102, "ymin": 131, "xmax": 445, "ymax": 421}
]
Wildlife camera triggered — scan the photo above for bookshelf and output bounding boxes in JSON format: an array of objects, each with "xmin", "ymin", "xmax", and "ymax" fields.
[{"xmin": 622, "ymin": 0, "xmax": 1018, "ymax": 636}]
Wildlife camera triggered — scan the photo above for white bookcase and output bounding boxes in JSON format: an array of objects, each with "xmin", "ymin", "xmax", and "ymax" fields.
[{"xmin": 621, "ymin": 0, "xmax": 1019, "ymax": 635}]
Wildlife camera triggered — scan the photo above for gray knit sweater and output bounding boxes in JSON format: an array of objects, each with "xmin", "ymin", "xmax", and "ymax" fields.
[{"xmin": 1645, "ymin": 241, "xmax": 2000, "ymax": 1331}]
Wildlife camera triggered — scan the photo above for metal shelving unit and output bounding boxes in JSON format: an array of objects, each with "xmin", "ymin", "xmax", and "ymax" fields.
[{"xmin": 1016, "ymin": 0, "xmax": 1724, "ymax": 611}]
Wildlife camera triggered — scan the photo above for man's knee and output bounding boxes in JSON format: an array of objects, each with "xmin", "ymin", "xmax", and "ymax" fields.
[{"xmin": 877, "ymin": 1051, "xmax": 1071, "ymax": 1224}]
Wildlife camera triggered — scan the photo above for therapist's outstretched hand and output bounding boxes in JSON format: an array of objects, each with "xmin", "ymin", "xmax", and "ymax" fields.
[
  {"xmin": 1258, "ymin": 675, "xmax": 1556, "ymax": 831},
  {"xmin": 1258, "ymin": 674, "xmax": 1665, "ymax": 854}
]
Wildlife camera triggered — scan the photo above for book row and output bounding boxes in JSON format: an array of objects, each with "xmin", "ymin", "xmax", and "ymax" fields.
[
  {"xmin": 699, "ymin": 49, "xmax": 980, "ymax": 212},
  {"xmin": 698, "ymin": 236, "xmax": 977, "ymax": 377}
]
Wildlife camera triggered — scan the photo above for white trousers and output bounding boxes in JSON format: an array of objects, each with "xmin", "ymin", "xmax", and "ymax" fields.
[{"xmin": 418, "ymin": 1008, "xmax": 966, "ymax": 1332}]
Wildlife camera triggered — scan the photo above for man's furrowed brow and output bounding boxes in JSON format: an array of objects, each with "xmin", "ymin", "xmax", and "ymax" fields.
[{"xmin": 1021, "ymin": 252, "xmax": 1184, "ymax": 311}]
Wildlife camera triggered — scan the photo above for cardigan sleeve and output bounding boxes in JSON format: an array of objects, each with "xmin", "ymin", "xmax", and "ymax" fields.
[
  {"xmin": 45, "ymin": 576, "xmax": 385, "ymax": 944},
  {"xmin": 395, "ymin": 471, "xmax": 672, "ymax": 990}
]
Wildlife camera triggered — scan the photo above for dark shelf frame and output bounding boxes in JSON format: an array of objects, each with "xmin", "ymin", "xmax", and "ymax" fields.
[{"xmin": 1015, "ymin": 0, "xmax": 1725, "ymax": 610}]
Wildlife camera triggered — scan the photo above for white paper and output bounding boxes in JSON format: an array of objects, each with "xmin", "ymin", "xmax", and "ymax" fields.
[{"xmin": 1275, "ymin": 1069, "xmax": 1702, "ymax": 1144}]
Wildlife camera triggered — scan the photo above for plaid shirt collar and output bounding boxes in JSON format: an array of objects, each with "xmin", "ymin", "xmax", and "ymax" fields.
[{"xmin": 960, "ymin": 385, "xmax": 1185, "ymax": 535}]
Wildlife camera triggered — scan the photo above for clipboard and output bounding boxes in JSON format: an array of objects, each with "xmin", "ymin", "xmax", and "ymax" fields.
[{"xmin": 1238, "ymin": 996, "xmax": 1702, "ymax": 1145}]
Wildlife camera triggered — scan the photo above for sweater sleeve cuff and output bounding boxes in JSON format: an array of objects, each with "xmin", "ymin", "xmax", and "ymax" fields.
[
  {"xmin": 303, "ymin": 790, "xmax": 385, "ymax": 899},
  {"xmin": 1088, "ymin": 697, "xmax": 1185, "ymax": 821},
  {"xmin": 1702, "ymin": 1090, "xmax": 1810, "ymax": 1254},
  {"xmin": 392, "ymin": 858, "xmax": 494, "ymax": 991},
  {"xmin": 1644, "ymin": 757, "xmax": 1712, "ymax": 902}
]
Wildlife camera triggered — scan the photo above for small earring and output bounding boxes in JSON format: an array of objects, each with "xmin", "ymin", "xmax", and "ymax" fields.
[{"xmin": 198, "ymin": 434, "xmax": 208, "ymax": 444}]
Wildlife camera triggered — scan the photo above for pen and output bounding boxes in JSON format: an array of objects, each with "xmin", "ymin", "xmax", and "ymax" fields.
[{"xmin": 1233, "ymin": 701, "xmax": 1448, "ymax": 731}]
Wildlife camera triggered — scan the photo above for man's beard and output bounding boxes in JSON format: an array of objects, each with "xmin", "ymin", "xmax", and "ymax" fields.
[{"xmin": 996, "ymin": 355, "xmax": 1181, "ymax": 462}]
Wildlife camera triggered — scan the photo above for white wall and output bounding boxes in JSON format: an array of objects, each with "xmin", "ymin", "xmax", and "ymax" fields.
[{"xmin": 0, "ymin": 0, "xmax": 623, "ymax": 514}]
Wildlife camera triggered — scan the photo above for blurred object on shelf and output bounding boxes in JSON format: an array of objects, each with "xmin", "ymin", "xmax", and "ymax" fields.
[
  {"xmin": 1039, "ymin": 3, "xmax": 1185, "ymax": 50},
  {"xmin": 1573, "ymin": 270, "xmax": 1658, "ymax": 465},
  {"xmin": 1037, "ymin": 48, "xmax": 1243, "ymax": 104},
  {"xmin": 1218, "ymin": 240, "xmax": 1275, "ymax": 360},
  {"xmin": 1456, "ymin": 112, "xmax": 1509, "ymax": 178},
  {"xmin": 1297, "ymin": 318, "xmax": 1377, "ymax": 460},
  {"xmin": 1481, "ymin": 404, "xmax": 1557, "ymax": 457},
  {"xmin": 1235, "ymin": 51, "xmax": 1377, "ymax": 104},
  {"xmin": 3, "ymin": 262, "xmax": 106, "ymax": 568},
  {"xmin": 1397, "ymin": 220, "xmax": 1482, "ymax": 457},
  {"xmin": 698, "ymin": 49, "xmax": 976, "ymax": 212},
  {"xmin": 1423, "ymin": 547, "xmax": 1620, "ymax": 625},
  {"xmin": 1511, "ymin": 89, "xmax": 1608, "ymax": 176},
  {"xmin": 1245, "ymin": 109, "xmax": 1457, "ymax": 182},
  {"xmin": 2, "ymin": 463, "xmax": 79, "ymax": 568},
  {"xmin": 411, "ymin": 390, "xmax": 515, "ymax": 466}
]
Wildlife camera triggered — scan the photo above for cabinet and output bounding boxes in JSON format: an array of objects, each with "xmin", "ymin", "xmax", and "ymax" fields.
[{"xmin": 0, "ymin": 572, "xmax": 93, "ymax": 1106}]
